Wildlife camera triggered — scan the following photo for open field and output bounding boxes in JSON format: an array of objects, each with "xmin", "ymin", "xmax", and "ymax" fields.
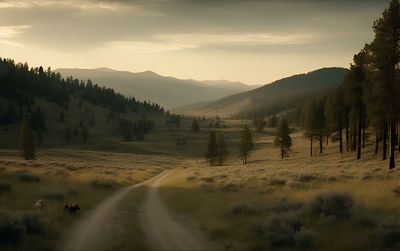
[
  {"xmin": 0, "ymin": 148, "xmax": 170, "ymax": 250},
  {"xmin": 159, "ymin": 123, "xmax": 400, "ymax": 250}
]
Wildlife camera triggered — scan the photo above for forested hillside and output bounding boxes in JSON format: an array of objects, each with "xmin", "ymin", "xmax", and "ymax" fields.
[
  {"xmin": 174, "ymin": 67, "xmax": 348, "ymax": 116},
  {"xmin": 0, "ymin": 58, "xmax": 165, "ymax": 150}
]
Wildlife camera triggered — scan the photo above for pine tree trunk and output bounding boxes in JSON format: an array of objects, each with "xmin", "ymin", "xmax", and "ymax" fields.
[
  {"xmin": 319, "ymin": 131, "xmax": 323, "ymax": 154},
  {"xmin": 326, "ymin": 135, "xmax": 328, "ymax": 145},
  {"xmin": 346, "ymin": 122, "xmax": 349, "ymax": 152},
  {"xmin": 383, "ymin": 124, "xmax": 387, "ymax": 160},
  {"xmin": 375, "ymin": 129, "xmax": 379, "ymax": 155},
  {"xmin": 357, "ymin": 116, "xmax": 362, "ymax": 160},
  {"xmin": 310, "ymin": 135, "xmax": 313, "ymax": 157},
  {"xmin": 353, "ymin": 121, "xmax": 357, "ymax": 152},
  {"xmin": 362, "ymin": 126, "xmax": 366, "ymax": 148},
  {"xmin": 339, "ymin": 127, "xmax": 343, "ymax": 153},
  {"xmin": 281, "ymin": 144, "xmax": 284, "ymax": 160},
  {"xmin": 390, "ymin": 121, "xmax": 396, "ymax": 169}
]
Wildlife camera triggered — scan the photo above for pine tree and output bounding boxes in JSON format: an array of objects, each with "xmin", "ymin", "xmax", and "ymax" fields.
[
  {"xmin": 239, "ymin": 124, "xmax": 253, "ymax": 164},
  {"xmin": 64, "ymin": 127, "xmax": 71, "ymax": 144},
  {"xmin": 369, "ymin": 0, "xmax": 400, "ymax": 169},
  {"xmin": 274, "ymin": 119, "xmax": 292, "ymax": 159},
  {"xmin": 216, "ymin": 132, "xmax": 228, "ymax": 165},
  {"xmin": 82, "ymin": 125, "xmax": 88, "ymax": 143},
  {"xmin": 205, "ymin": 131, "xmax": 218, "ymax": 166},
  {"xmin": 19, "ymin": 117, "xmax": 35, "ymax": 160},
  {"xmin": 191, "ymin": 119, "xmax": 199, "ymax": 132}
]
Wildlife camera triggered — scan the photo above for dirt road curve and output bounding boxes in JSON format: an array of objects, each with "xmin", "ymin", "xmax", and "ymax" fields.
[
  {"xmin": 60, "ymin": 171, "xmax": 168, "ymax": 251},
  {"xmin": 141, "ymin": 171, "xmax": 219, "ymax": 251}
]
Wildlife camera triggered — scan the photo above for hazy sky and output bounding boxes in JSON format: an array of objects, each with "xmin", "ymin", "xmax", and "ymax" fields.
[{"xmin": 0, "ymin": 0, "xmax": 389, "ymax": 85}]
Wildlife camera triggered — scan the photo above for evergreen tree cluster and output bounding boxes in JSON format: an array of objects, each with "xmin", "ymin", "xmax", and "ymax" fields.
[
  {"xmin": 119, "ymin": 119, "xmax": 154, "ymax": 141},
  {"xmin": 205, "ymin": 131, "xmax": 228, "ymax": 166},
  {"xmin": 301, "ymin": 0, "xmax": 400, "ymax": 169},
  {"xmin": 0, "ymin": 58, "xmax": 164, "ymax": 118}
]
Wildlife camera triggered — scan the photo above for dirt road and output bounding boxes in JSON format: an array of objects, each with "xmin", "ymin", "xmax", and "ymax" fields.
[
  {"xmin": 60, "ymin": 170, "xmax": 218, "ymax": 250},
  {"xmin": 60, "ymin": 171, "xmax": 168, "ymax": 251},
  {"xmin": 141, "ymin": 171, "xmax": 219, "ymax": 250}
]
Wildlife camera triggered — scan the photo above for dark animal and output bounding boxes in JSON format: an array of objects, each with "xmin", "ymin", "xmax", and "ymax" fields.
[{"xmin": 64, "ymin": 202, "xmax": 80, "ymax": 214}]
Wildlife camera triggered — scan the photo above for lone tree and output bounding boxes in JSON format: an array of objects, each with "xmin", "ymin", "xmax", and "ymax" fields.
[
  {"xmin": 205, "ymin": 131, "xmax": 218, "ymax": 165},
  {"xmin": 191, "ymin": 119, "xmax": 199, "ymax": 132},
  {"xmin": 239, "ymin": 124, "xmax": 253, "ymax": 164},
  {"xmin": 274, "ymin": 119, "xmax": 292, "ymax": 159},
  {"xmin": 19, "ymin": 116, "xmax": 35, "ymax": 160},
  {"xmin": 64, "ymin": 127, "xmax": 71, "ymax": 144},
  {"xmin": 216, "ymin": 132, "xmax": 228, "ymax": 165}
]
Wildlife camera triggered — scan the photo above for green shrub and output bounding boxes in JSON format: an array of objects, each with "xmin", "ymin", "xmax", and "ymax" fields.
[
  {"xmin": 229, "ymin": 201, "xmax": 260, "ymax": 216},
  {"xmin": 265, "ymin": 225, "xmax": 295, "ymax": 248},
  {"xmin": 272, "ymin": 198, "xmax": 303, "ymax": 213},
  {"xmin": 269, "ymin": 179, "xmax": 286, "ymax": 186},
  {"xmin": 17, "ymin": 172, "xmax": 40, "ymax": 182},
  {"xmin": 0, "ymin": 181, "xmax": 12, "ymax": 194},
  {"xmin": 0, "ymin": 209, "xmax": 25, "ymax": 244},
  {"xmin": 306, "ymin": 191, "xmax": 353, "ymax": 219},
  {"xmin": 297, "ymin": 174, "xmax": 316, "ymax": 182},
  {"xmin": 19, "ymin": 211, "xmax": 49, "ymax": 235},
  {"xmin": 91, "ymin": 178, "xmax": 116, "ymax": 189}
]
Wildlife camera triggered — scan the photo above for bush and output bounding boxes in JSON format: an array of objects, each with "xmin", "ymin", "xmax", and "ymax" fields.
[
  {"xmin": 295, "ymin": 228, "xmax": 318, "ymax": 249},
  {"xmin": 229, "ymin": 201, "xmax": 260, "ymax": 216},
  {"xmin": 91, "ymin": 178, "xmax": 116, "ymax": 189},
  {"xmin": 0, "ymin": 181, "xmax": 12, "ymax": 194},
  {"xmin": 269, "ymin": 179, "xmax": 286, "ymax": 186},
  {"xmin": 272, "ymin": 198, "xmax": 303, "ymax": 213},
  {"xmin": 17, "ymin": 172, "xmax": 40, "ymax": 182},
  {"xmin": 297, "ymin": 174, "xmax": 316, "ymax": 183},
  {"xmin": 265, "ymin": 225, "xmax": 295, "ymax": 248},
  {"xmin": 200, "ymin": 177, "xmax": 214, "ymax": 183},
  {"xmin": 19, "ymin": 211, "xmax": 49, "ymax": 235},
  {"xmin": 41, "ymin": 188, "xmax": 66, "ymax": 201},
  {"xmin": 221, "ymin": 183, "xmax": 242, "ymax": 192},
  {"xmin": 0, "ymin": 209, "xmax": 25, "ymax": 244},
  {"xmin": 306, "ymin": 191, "xmax": 354, "ymax": 219}
]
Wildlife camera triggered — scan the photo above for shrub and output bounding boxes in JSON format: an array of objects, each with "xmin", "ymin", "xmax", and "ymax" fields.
[
  {"xmin": 229, "ymin": 201, "xmax": 260, "ymax": 216},
  {"xmin": 19, "ymin": 211, "xmax": 49, "ymax": 235},
  {"xmin": 272, "ymin": 198, "xmax": 303, "ymax": 213},
  {"xmin": 186, "ymin": 176, "xmax": 196, "ymax": 182},
  {"xmin": 17, "ymin": 172, "xmax": 40, "ymax": 182},
  {"xmin": 295, "ymin": 228, "xmax": 318, "ymax": 249},
  {"xmin": 265, "ymin": 225, "xmax": 295, "ymax": 248},
  {"xmin": 393, "ymin": 185, "xmax": 400, "ymax": 195},
  {"xmin": 269, "ymin": 179, "xmax": 286, "ymax": 186},
  {"xmin": 0, "ymin": 209, "xmax": 25, "ymax": 244},
  {"xmin": 90, "ymin": 178, "xmax": 116, "ymax": 189},
  {"xmin": 306, "ymin": 191, "xmax": 354, "ymax": 219},
  {"xmin": 221, "ymin": 183, "xmax": 242, "ymax": 192},
  {"xmin": 41, "ymin": 188, "xmax": 66, "ymax": 201},
  {"xmin": 200, "ymin": 177, "xmax": 214, "ymax": 183},
  {"xmin": 0, "ymin": 181, "xmax": 12, "ymax": 194},
  {"xmin": 297, "ymin": 174, "xmax": 316, "ymax": 183}
]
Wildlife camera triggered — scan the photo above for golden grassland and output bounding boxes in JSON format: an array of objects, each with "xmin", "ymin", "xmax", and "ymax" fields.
[
  {"xmin": 2, "ymin": 113, "xmax": 400, "ymax": 250},
  {"xmin": 159, "ymin": 123, "xmax": 400, "ymax": 250}
]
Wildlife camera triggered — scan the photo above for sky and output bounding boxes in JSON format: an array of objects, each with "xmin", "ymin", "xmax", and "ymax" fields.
[{"xmin": 0, "ymin": 0, "xmax": 390, "ymax": 85}]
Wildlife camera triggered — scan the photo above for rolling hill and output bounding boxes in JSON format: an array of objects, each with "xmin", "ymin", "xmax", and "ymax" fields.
[
  {"xmin": 172, "ymin": 67, "xmax": 348, "ymax": 117},
  {"xmin": 55, "ymin": 68, "xmax": 259, "ymax": 109}
]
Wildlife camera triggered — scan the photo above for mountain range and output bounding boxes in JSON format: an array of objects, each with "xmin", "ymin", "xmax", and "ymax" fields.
[{"xmin": 55, "ymin": 67, "xmax": 259, "ymax": 109}]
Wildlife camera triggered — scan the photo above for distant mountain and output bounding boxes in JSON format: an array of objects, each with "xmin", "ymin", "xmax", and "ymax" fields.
[
  {"xmin": 173, "ymin": 67, "xmax": 348, "ymax": 117},
  {"xmin": 55, "ymin": 68, "xmax": 259, "ymax": 109}
]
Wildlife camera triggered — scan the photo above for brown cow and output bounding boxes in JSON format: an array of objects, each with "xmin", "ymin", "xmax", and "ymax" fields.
[{"xmin": 64, "ymin": 202, "xmax": 80, "ymax": 214}]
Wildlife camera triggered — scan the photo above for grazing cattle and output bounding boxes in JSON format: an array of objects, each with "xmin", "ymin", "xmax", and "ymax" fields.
[
  {"xmin": 33, "ymin": 199, "xmax": 44, "ymax": 209},
  {"xmin": 64, "ymin": 202, "xmax": 80, "ymax": 214}
]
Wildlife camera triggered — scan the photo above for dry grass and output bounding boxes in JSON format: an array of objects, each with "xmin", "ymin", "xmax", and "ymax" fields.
[{"xmin": 159, "ymin": 121, "xmax": 400, "ymax": 250}]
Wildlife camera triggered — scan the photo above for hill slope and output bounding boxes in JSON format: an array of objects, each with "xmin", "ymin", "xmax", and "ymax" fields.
[
  {"xmin": 173, "ymin": 67, "xmax": 348, "ymax": 117},
  {"xmin": 55, "ymin": 68, "xmax": 259, "ymax": 109}
]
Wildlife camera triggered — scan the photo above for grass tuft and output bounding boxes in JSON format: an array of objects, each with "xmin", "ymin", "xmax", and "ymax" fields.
[
  {"xmin": 0, "ymin": 181, "xmax": 12, "ymax": 194},
  {"xmin": 90, "ymin": 178, "xmax": 116, "ymax": 189},
  {"xmin": 17, "ymin": 171, "xmax": 41, "ymax": 182}
]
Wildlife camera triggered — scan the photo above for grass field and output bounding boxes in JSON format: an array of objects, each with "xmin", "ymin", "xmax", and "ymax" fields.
[
  {"xmin": 1, "ymin": 114, "xmax": 400, "ymax": 250},
  {"xmin": 159, "ymin": 122, "xmax": 400, "ymax": 250}
]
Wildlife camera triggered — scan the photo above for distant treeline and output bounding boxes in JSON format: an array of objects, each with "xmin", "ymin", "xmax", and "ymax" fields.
[{"xmin": 0, "ymin": 58, "xmax": 164, "ymax": 116}]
